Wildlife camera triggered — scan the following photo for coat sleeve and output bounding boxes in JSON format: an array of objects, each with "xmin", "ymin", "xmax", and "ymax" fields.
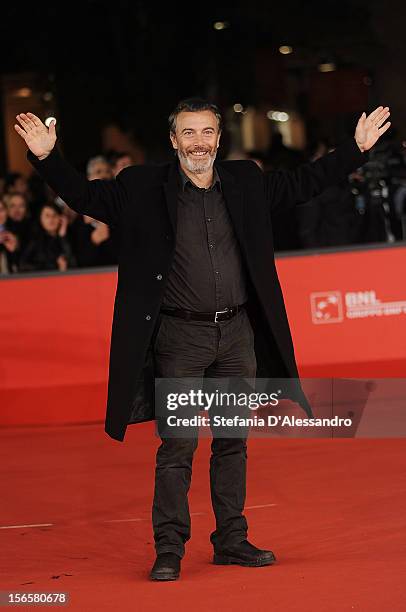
[
  {"xmin": 27, "ymin": 147, "xmax": 129, "ymax": 226},
  {"xmin": 265, "ymin": 137, "xmax": 366, "ymax": 215}
]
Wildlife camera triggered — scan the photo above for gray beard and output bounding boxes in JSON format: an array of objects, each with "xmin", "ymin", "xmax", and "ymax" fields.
[{"xmin": 177, "ymin": 149, "xmax": 217, "ymax": 174}]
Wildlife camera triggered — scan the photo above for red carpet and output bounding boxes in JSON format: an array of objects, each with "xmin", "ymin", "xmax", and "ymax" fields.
[{"xmin": 1, "ymin": 422, "xmax": 405, "ymax": 611}]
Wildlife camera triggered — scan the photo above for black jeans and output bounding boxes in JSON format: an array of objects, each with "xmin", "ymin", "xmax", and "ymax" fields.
[{"xmin": 151, "ymin": 307, "xmax": 257, "ymax": 558}]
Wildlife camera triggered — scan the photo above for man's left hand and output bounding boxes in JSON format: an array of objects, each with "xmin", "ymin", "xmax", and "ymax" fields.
[{"xmin": 355, "ymin": 106, "xmax": 391, "ymax": 152}]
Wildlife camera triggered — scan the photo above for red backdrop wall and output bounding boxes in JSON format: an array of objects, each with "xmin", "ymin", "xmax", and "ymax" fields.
[{"xmin": 1, "ymin": 245, "xmax": 405, "ymax": 427}]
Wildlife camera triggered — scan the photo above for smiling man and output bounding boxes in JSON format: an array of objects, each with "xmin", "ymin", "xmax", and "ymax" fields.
[
  {"xmin": 15, "ymin": 97, "xmax": 390, "ymax": 581},
  {"xmin": 169, "ymin": 107, "xmax": 221, "ymax": 182}
]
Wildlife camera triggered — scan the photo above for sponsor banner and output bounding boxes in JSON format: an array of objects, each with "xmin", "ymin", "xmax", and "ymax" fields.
[
  {"xmin": 276, "ymin": 245, "xmax": 406, "ymax": 374},
  {"xmin": 311, "ymin": 289, "xmax": 406, "ymax": 323},
  {"xmin": 1, "ymin": 245, "xmax": 405, "ymax": 427}
]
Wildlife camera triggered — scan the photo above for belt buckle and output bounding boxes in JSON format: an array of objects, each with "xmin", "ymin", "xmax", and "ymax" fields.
[{"xmin": 214, "ymin": 307, "xmax": 229, "ymax": 323}]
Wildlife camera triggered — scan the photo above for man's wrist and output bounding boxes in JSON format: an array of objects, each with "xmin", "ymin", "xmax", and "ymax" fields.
[{"xmin": 355, "ymin": 138, "xmax": 366, "ymax": 153}]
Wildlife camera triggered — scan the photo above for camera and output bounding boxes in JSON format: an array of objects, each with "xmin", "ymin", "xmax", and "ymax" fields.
[{"xmin": 349, "ymin": 140, "xmax": 406, "ymax": 241}]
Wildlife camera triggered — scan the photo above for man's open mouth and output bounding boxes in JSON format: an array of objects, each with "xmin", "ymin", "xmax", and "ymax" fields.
[{"xmin": 189, "ymin": 151, "xmax": 208, "ymax": 156}]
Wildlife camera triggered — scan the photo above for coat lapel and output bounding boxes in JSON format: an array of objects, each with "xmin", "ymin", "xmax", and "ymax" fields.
[{"xmin": 215, "ymin": 161, "xmax": 245, "ymax": 246}]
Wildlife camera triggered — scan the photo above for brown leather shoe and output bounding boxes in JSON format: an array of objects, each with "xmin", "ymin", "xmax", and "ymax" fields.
[
  {"xmin": 213, "ymin": 540, "xmax": 276, "ymax": 567},
  {"xmin": 149, "ymin": 552, "xmax": 181, "ymax": 581}
]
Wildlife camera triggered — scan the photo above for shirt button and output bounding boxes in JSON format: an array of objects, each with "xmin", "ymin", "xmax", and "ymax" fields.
[
  {"xmin": 145, "ymin": 315, "xmax": 151, "ymax": 321},
  {"xmin": 206, "ymin": 217, "xmax": 212, "ymax": 222},
  {"xmin": 156, "ymin": 274, "xmax": 162, "ymax": 280},
  {"xmin": 215, "ymin": 271, "xmax": 219, "ymax": 274},
  {"xmin": 209, "ymin": 243, "xmax": 214, "ymax": 248}
]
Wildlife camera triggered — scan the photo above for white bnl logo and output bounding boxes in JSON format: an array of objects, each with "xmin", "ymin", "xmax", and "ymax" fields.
[{"xmin": 310, "ymin": 291, "xmax": 344, "ymax": 324}]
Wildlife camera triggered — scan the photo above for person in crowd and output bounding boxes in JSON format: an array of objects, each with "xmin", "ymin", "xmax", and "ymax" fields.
[
  {"xmin": 19, "ymin": 202, "xmax": 75, "ymax": 272},
  {"xmin": 2, "ymin": 192, "xmax": 33, "ymax": 254},
  {"xmin": 68, "ymin": 213, "xmax": 117, "ymax": 267},
  {"xmin": 0, "ymin": 198, "xmax": 19, "ymax": 274},
  {"xmin": 27, "ymin": 172, "xmax": 52, "ymax": 219},
  {"xmin": 261, "ymin": 132, "xmax": 306, "ymax": 250},
  {"xmin": 67, "ymin": 155, "xmax": 117, "ymax": 267},
  {"xmin": 295, "ymin": 140, "xmax": 359, "ymax": 248},
  {"xmin": 107, "ymin": 151, "xmax": 134, "ymax": 177},
  {"xmin": 4, "ymin": 172, "xmax": 29, "ymax": 197},
  {"xmin": 247, "ymin": 151, "xmax": 265, "ymax": 170},
  {"xmin": 266, "ymin": 130, "xmax": 305, "ymax": 171},
  {"xmin": 87, "ymin": 155, "xmax": 113, "ymax": 180}
]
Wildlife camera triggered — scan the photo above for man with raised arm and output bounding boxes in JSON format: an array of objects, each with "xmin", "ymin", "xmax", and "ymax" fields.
[{"xmin": 15, "ymin": 99, "xmax": 390, "ymax": 581}]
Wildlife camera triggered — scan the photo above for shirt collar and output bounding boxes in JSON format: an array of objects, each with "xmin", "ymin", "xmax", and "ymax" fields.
[{"xmin": 178, "ymin": 162, "xmax": 221, "ymax": 192}]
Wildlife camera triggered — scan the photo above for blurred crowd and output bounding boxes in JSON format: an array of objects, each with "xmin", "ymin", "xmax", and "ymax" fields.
[
  {"xmin": 2, "ymin": 135, "xmax": 406, "ymax": 275},
  {"xmin": 0, "ymin": 151, "xmax": 133, "ymax": 274},
  {"xmin": 246, "ymin": 132, "xmax": 406, "ymax": 251}
]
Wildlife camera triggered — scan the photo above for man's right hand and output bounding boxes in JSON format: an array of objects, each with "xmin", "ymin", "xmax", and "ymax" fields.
[{"xmin": 14, "ymin": 113, "xmax": 57, "ymax": 160}]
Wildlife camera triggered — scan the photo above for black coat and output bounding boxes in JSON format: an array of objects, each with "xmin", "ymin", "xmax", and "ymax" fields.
[{"xmin": 28, "ymin": 139, "xmax": 365, "ymax": 442}]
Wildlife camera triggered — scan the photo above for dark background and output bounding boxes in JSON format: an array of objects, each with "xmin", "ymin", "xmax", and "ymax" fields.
[{"xmin": 0, "ymin": 0, "xmax": 404, "ymax": 164}]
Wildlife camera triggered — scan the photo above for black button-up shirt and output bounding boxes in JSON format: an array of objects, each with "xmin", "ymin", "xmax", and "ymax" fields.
[{"xmin": 161, "ymin": 163, "xmax": 249, "ymax": 312}]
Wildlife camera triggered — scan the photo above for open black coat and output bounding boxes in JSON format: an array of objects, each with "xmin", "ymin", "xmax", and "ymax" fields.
[{"xmin": 28, "ymin": 139, "xmax": 365, "ymax": 441}]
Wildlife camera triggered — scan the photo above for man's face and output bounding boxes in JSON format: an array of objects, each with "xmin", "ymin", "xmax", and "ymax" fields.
[
  {"xmin": 8, "ymin": 195, "xmax": 27, "ymax": 221},
  {"xmin": 40, "ymin": 206, "xmax": 61, "ymax": 234},
  {"xmin": 88, "ymin": 161, "xmax": 113, "ymax": 181},
  {"xmin": 170, "ymin": 110, "xmax": 221, "ymax": 174}
]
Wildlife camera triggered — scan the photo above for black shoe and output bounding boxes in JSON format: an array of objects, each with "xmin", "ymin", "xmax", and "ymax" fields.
[
  {"xmin": 149, "ymin": 552, "xmax": 181, "ymax": 581},
  {"xmin": 213, "ymin": 540, "xmax": 276, "ymax": 567}
]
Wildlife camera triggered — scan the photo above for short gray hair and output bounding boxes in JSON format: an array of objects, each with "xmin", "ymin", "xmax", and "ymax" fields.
[
  {"xmin": 168, "ymin": 97, "xmax": 222, "ymax": 134},
  {"xmin": 86, "ymin": 155, "xmax": 108, "ymax": 177}
]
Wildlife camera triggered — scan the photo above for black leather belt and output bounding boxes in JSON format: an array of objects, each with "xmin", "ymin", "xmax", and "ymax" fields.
[{"xmin": 160, "ymin": 303, "xmax": 246, "ymax": 323}]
